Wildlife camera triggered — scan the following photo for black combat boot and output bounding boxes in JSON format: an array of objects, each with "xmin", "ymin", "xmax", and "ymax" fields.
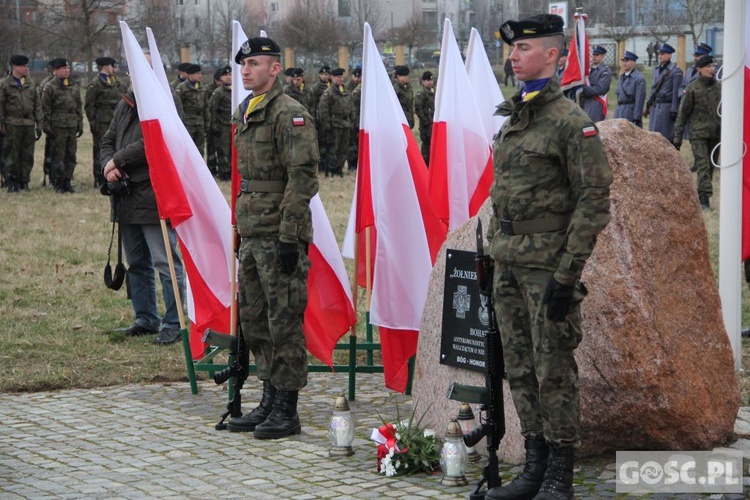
[
  {"xmin": 533, "ymin": 445, "xmax": 575, "ymax": 500},
  {"xmin": 7, "ymin": 178, "xmax": 19, "ymax": 193},
  {"xmin": 226, "ymin": 379, "xmax": 276, "ymax": 432},
  {"xmin": 54, "ymin": 178, "xmax": 66, "ymax": 194},
  {"xmin": 253, "ymin": 389, "xmax": 301, "ymax": 439},
  {"xmin": 64, "ymin": 179, "xmax": 77, "ymax": 193},
  {"xmin": 699, "ymin": 195, "xmax": 710, "ymax": 211},
  {"xmin": 486, "ymin": 435, "xmax": 549, "ymax": 500}
]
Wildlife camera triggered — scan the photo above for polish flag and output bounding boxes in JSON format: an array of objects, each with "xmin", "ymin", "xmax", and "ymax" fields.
[
  {"xmin": 429, "ymin": 19, "xmax": 493, "ymax": 232},
  {"xmin": 120, "ymin": 22, "xmax": 233, "ymax": 358},
  {"xmin": 230, "ymin": 22, "xmax": 356, "ymax": 366},
  {"xmin": 344, "ymin": 23, "xmax": 447, "ymax": 392},
  {"xmin": 465, "ymin": 27, "xmax": 506, "ymax": 146},
  {"xmin": 560, "ymin": 12, "xmax": 589, "ymax": 95}
]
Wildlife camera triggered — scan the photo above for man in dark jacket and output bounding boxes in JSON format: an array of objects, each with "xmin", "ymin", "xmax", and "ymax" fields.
[{"xmin": 100, "ymin": 90, "xmax": 186, "ymax": 345}]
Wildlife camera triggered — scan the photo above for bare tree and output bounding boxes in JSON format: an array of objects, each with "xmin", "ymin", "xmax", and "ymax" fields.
[
  {"xmin": 392, "ymin": 12, "xmax": 432, "ymax": 61},
  {"xmin": 344, "ymin": 0, "xmax": 385, "ymax": 45},
  {"xmin": 672, "ymin": 0, "xmax": 723, "ymax": 46},
  {"xmin": 125, "ymin": 0, "xmax": 179, "ymax": 67},
  {"xmin": 210, "ymin": 0, "xmax": 266, "ymax": 67},
  {"xmin": 277, "ymin": 0, "xmax": 342, "ymax": 69}
]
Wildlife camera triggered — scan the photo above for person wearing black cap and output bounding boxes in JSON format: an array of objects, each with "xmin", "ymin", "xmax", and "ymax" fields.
[
  {"xmin": 674, "ymin": 55, "xmax": 720, "ymax": 211},
  {"xmin": 42, "ymin": 58, "xmax": 83, "ymax": 193},
  {"xmin": 678, "ymin": 42, "xmax": 714, "ymax": 140},
  {"xmin": 208, "ymin": 65, "xmax": 233, "ymax": 181},
  {"xmin": 348, "ymin": 66, "xmax": 363, "ymax": 171},
  {"xmin": 282, "ymin": 66, "xmax": 295, "ymax": 92},
  {"xmin": 504, "ymin": 56, "xmax": 516, "ymax": 86},
  {"xmin": 311, "ymin": 64, "xmax": 332, "ymax": 173},
  {"xmin": 614, "ymin": 51, "xmax": 646, "ymax": 127},
  {"xmin": 169, "ymin": 62, "xmax": 191, "ymax": 90},
  {"xmin": 646, "ymin": 43, "xmax": 683, "ymax": 143},
  {"xmin": 229, "ymin": 36, "xmax": 319, "ymax": 440},
  {"xmin": 318, "ymin": 68, "xmax": 353, "ymax": 176},
  {"xmin": 346, "ymin": 66, "xmax": 361, "ymax": 92},
  {"xmin": 0, "ymin": 55, "xmax": 42, "ymax": 192},
  {"xmin": 393, "ymin": 65, "xmax": 414, "ymax": 128},
  {"xmin": 579, "ymin": 45, "xmax": 611, "ymax": 122},
  {"xmin": 175, "ymin": 64, "xmax": 210, "ymax": 162},
  {"xmin": 85, "ymin": 57, "xmax": 126, "ymax": 188},
  {"xmin": 204, "ymin": 66, "xmax": 226, "ymax": 175},
  {"xmin": 414, "ymin": 70, "xmax": 435, "ymax": 165},
  {"xmin": 488, "ymin": 14, "xmax": 612, "ymax": 500},
  {"xmin": 284, "ymin": 67, "xmax": 313, "ymax": 115},
  {"xmin": 37, "ymin": 61, "xmax": 57, "ymax": 186},
  {"xmin": 554, "ymin": 48, "xmax": 568, "ymax": 81}
]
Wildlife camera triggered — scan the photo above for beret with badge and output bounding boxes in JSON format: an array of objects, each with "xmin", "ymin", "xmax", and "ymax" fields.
[
  {"xmin": 695, "ymin": 55, "xmax": 714, "ymax": 68},
  {"xmin": 95, "ymin": 57, "xmax": 116, "ymax": 68},
  {"xmin": 394, "ymin": 65, "xmax": 410, "ymax": 76},
  {"xmin": 10, "ymin": 55, "xmax": 29, "ymax": 66},
  {"xmin": 184, "ymin": 63, "xmax": 201, "ymax": 74},
  {"xmin": 330, "ymin": 67, "xmax": 345, "ymax": 76},
  {"xmin": 351, "ymin": 67, "xmax": 362, "ymax": 77},
  {"xmin": 214, "ymin": 65, "xmax": 231, "ymax": 79},
  {"xmin": 421, "ymin": 71, "xmax": 433, "ymax": 81},
  {"xmin": 49, "ymin": 58, "xmax": 69, "ymax": 69},
  {"xmin": 319, "ymin": 64, "xmax": 331, "ymax": 74},
  {"xmin": 500, "ymin": 14, "xmax": 564, "ymax": 46},
  {"xmin": 235, "ymin": 37, "xmax": 282, "ymax": 64},
  {"xmin": 292, "ymin": 67, "xmax": 305, "ymax": 77}
]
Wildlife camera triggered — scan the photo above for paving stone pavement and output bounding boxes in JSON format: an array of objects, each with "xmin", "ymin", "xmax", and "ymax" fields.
[{"xmin": 1, "ymin": 373, "xmax": 748, "ymax": 499}]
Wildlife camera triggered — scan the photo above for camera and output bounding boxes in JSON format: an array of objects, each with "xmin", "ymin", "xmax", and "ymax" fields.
[{"xmin": 100, "ymin": 179, "xmax": 130, "ymax": 196}]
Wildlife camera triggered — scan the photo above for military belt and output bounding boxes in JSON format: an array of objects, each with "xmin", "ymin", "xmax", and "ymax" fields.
[
  {"xmin": 239, "ymin": 179, "xmax": 286, "ymax": 193},
  {"xmin": 499, "ymin": 214, "xmax": 571, "ymax": 236},
  {"xmin": 655, "ymin": 98, "xmax": 672, "ymax": 104},
  {"xmin": 617, "ymin": 100, "xmax": 634, "ymax": 105}
]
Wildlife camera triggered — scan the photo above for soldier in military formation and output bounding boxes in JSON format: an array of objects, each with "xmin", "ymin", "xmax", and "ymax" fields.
[
  {"xmin": 169, "ymin": 62, "xmax": 190, "ymax": 91},
  {"xmin": 646, "ymin": 43, "xmax": 683, "ymax": 144},
  {"xmin": 42, "ymin": 58, "xmax": 83, "ymax": 193},
  {"xmin": 414, "ymin": 70, "xmax": 435, "ymax": 167},
  {"xmin": 208, "ymin": 65, "xmax": 233, "ymax": 181},
  {"xmin": 310, "ymin": 65, "xmax": 331, "ymax": 175},
  {"xmin": 678, "ymin": 42, "xmax": 713, "ymax": 140},
  {"xmin": 580, "ymin": 45, "xmax": 611, "ymax": 122},
  {"xmin": 487, "ymin": 14, "xmax": 612, "ymax": 500},
  {"xmin": 85, "ymin": 57, "xmax": 126, "ymax": 188},
  {"xmin": 614, "ymin": 51, "xmax": 646, "ymax": 127},
  {"xmin": 204, "ymin": 67, "xmax": 225, "ymax": 174},
  {"xmin": 228, "ymin": 36, "xmax": 319, "ymax": 440},
  {"xmin": 38, "ymin": 62, "xmax": 56, "ymax": 186},
  {"xmin": 393, "ymin": 65, "xmax": 414, "ymax": 128},
  {"xmin": 175, "ymin": 64, "xmax": 210, "ymax": 163},
  {"xmin": 347, "ymin": 67, "xmax": 362, "ymax": 172},
  {"xmin": 284, "ymin": 68, "xmax": 313, "ymax": 115},
  {"xmin": 674, "ymin": 55, "xmax": 721, "ymax": 211},
  {"xmin": 282, "ymin": 67, "xmax": 295, "ymax": 93},
  {"xmin": 0, "ymin": 55, "xmax": 42, "ymax": 192},
  {"xmin": 318, "ymin": 67, "xmax": 353, "ymax": 177}
]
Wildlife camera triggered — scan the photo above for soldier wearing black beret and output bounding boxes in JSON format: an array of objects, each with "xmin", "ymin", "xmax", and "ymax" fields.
[
  {"xmin": 283, "ymin": 66, "xmax": 295, "ymax": 90},
  {"xmin": 393, "ymin": 65, "xmax": 414, "ymax": 128},
  {"xmin": 170, "ymin": 62, "xmax": 191, "ymax": 90},
  {"xmin": 311, "ymin": 62, "xmax": 332, "ymax": 173},
  {"xmin": 347, "ymin": 66, "xmax": 363, "ymax": 171},
  {"xmin": 175, "ymin": 63, "xmax": 209, "ymax": 162},
  {"xmin": 414, "ymin": 70, "xmax": 435, "ymax": 165}
]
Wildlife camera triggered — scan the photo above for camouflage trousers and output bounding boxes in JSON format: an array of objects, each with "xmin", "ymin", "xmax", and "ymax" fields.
[
  {"xmin": 328, "ymin": 127, "xmax": 349, "ymax": 175},
  {"xmin": 49, "ymin": 127, "xmax": 78, "ymax": 181},
  {"xmin": 691, "ymin": 138, "xmax": 719, "ymax": 198},
  {"xmin": 492, "ymin": 264, "xmax": 585, "ymax": 447},
  {"xmin": 238, "ymin": 237, "xmax": 309, "ymax": 391},
  {"xmin": 419, "ymin": 126, "xmax": 432, "ymax": 167},
  {"xmin": 185, "ymin": 124, "xmax": 205, "ymax": 160},
  {"xmin": 214, "ymin": 125, "xmax": 232, "ymax": 180},
  {"xmin": 2, "ymin": 125, "xmax": 35, "ymax": 183},
  {"xmin": 347, "ymin": 127, "xmax": 359, "ymax": 172}
]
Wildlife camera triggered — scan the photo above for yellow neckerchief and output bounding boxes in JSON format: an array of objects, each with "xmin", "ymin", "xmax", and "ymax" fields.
[
  {"xmin": 61, "ymin": 78, "xmax": 70, "ymax": 87},
  {"xmin": 429, "ymin": 87, "xmax": 434, "ymax": 94},
  {"xmin": 14, "ymin": 76, "xmax": 25, "ymax": 86},
  {"xmin": 100, "ymin": 73, "xmax": 113, "ymax": 85},
  {"xmin": 244, "ymin": 94, "xmax": 266, "ymax": 122},
  {"xmin": 300, "ymin": 83, "xmax": 305, "ymax": 90},
  {"xmin": 522, "ymin": 91, "xmax": 540, "ymax": 102},
  {"xmin": 192, "ymin": 81, "xmax": 200, "ymax": 89},
  {"xmin": 338, "ymin": 85, "xmax": 344, "ymax": 92}
]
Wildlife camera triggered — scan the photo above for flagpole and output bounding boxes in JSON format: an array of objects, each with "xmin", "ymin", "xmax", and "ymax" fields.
[
  {"xmin": 229, "ymin": 230, "xmax": 238, "ymax": 337},
  {"xmin": 348, "ymin": 230, "xmax": 359, "ymax": 400}
]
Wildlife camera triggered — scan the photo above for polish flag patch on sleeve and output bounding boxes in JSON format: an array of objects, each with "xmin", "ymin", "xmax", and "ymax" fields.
[
  {"xmin": 292, "ymin": 116, "xmax": 305, "ymax": 126},
  {"xmin": 582, "ymin": 125, "xmax": 598, "ymax": 137}
]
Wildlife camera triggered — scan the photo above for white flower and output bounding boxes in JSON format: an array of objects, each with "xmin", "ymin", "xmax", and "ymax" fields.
[{"xmin": 388, "ymin": 447, "xmax": 395, "ymax": 457}]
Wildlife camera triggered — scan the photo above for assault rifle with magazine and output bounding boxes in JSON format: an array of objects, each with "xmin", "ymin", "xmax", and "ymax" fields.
[{"xmin": 203, "ymin": 326, "xmax": 250, "ymax": 430}]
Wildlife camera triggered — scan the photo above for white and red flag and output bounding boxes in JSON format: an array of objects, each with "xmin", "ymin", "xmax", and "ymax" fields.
[
  {"xmin": 465, "ymin": 27, "xmax": 506, "ymax": 145},
  {"xmin": 344, "ymin": 23, "xmax": 447, "ymax": 392},
  {"xmin": 230, "ymin": 22, "xmax": 356, "ymax": 366},
  {"xmin": 560, "ymin": 12, "xmax": 589, "ymax": 94},
  {"xmin": 120, "ymin": 21, "xmax": 234, "ymax": 358},
  {"xmin": 429, "ymin": 18, "xmax": 493, "ymax": 231}
]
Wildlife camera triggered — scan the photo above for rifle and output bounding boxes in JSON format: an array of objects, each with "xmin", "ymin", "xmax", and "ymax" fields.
[
  {"xmin": 643, "ymin": 67, "xmax": 673, "ymax": 118},
  {"xmin": 203, "ymin": 326, "xmax": 250, "ymax": 430},
  {"xmin": 446, "ymin": 219, "xmax": 505, "ymax": 500}
]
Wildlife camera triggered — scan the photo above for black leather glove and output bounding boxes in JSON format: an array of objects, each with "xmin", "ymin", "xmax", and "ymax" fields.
[
  {"xmin": 669, "ymin": 111, "xmax": 678, "ymax": 121},
  {"xmin": 633, "ymin": 119, "xmax": 642, "ymax": 128},
  {"xmin": 76, "ymin": 121, "xmax": 84, "ymax": 138},
  {"xmin": 673, "ymin": 141, "xmax": 681, "ymax": 151},
  {"xmin": 35, "ymin": 127, "xmax": 42, "ymax": 140},
  {"xmin": 277, "ymin": 241, "xmax": 299, "ymax": 275},
  {"xmin": 542, "ymin": 278, "xmax": 575, "ymax": 322}
]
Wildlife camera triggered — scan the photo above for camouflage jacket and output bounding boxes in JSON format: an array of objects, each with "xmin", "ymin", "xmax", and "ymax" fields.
[
  {"xmin": 42, "ymin": 77, "xmax": 83, "ymax": 130},
  {"xmin": 233, "ymin": 78, "xmax": 319, "ymax": 243},
  {"xmin": 0, "ymin": 75, "xmax": 41, "ymax": 127},
  {"xmin": 285, "ymin": 84, "xmax": 314, "ymax": 116},
  {"xmin": 209, "ymin": 84, "xmax": 232, "ymax": 130},
  {"xmin": 318, "ymin": 84, "xmax": 353, "ymax": 132},
  {"xmin": 674, "ymin": 75, "xmax": 721, "ymax": 141},
  {"xmin": 84, "ymin": 73, "xmax": 126, "ymax": 134},
  {"xmin": 351, "ymin": 83, "xmax": 361, "ymax": 130},
  {"xmin": 489, "ymin": 77, "xmax": 612, "ymax": 286},
  {"xmin": 394, "ymin": 80, "xmax": 415, "ymax": 128},
  {"xmin": 175, "ymin": 80, "xmax": 209, "ymax": 129},
  {"xmin": 310, "ymin": 79, "xmax": 330, "ymax": 120},
  {"xmin": 169, "ymin": 77, "xmax": 185, "ymax": 91},
  {"xmin": 414, "ymin": 86, "xmax": 435, "ymax": 132}
]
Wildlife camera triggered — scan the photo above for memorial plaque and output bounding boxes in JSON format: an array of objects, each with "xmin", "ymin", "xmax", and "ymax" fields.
[{"xmin": 439, "ymin": 249, "xmax": 488, "ymax": 373}]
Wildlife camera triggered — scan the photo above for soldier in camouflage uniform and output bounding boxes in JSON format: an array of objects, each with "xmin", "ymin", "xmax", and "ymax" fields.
[
  {"xmin": 38, "ymin": 64, "xmax": 56, "ymax": 187},
  {"xmin": 414, "ymin": 70, "xmax": 435, "ymax": 166},
  {"xmin": 486, "ymin": 15, "xmax": 612, "ymax": 500},
  {"xmin": 85, "ymin": 57, "xmax": 126, "ymax": 188},
  {"xmin": 318, "ymin": 68, "xmax": 353, "ymax": 177},
  {"xmin": 227, "ymin": 37, "xmax": 319, "ymax": 440},
  {"xmin": 311, "ymin": 65, "xmax": 331, "ymax": 175},
  {"xmin": 393, "ymin": 65, "xmax": 415, "ymax": 128},
  {"xmin": 348, "ymin": 67, "xmax": 362, "ymax": 172},
  {"xmin": 208, "ymin": 65, "xmax": 233, "ymax": 181},
  {"xmin": 282, "ymin": 67, "xmax": 295, "ymax": 93},
  {"xmin": 284, "ymin": 68, "xmax": 313, "ymax": 115},
  {"xmin": 169, "ymin": 62, "xmax": 190, "ymax": 91},
  {"xmin": 646, "ymin": 43, "xmax": 683, "ymax": 144},
  {"xmin": 42, "ymin": 58, "xmax": 83, "ymax": 194},
  {"xmin": 204, "ymin": 67, "xmax": 224, "ymax": 174},
  {"xmin": 0, "ymin": 55, "xmax": 42, "ymax": 192},
  {"xmin": 673, "ymin": 55, "xmax": 720, "ymax": 211},
  {"xmin": 175, "ymin": 64, "xmax": 210, "ymax": 164}
]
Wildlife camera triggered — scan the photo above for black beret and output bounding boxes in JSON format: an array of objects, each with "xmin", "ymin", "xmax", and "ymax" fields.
[
  {"xmin": 177, "ymin": 62, "xmax": 191, "ymax": 72},
  {"xmin": 184, "ymin": 63, "xmax": 201, "ymax": 74},
  {"xmin": 292, "ymin": 67, "xmax": 305, "ymax": 77},
  {"xmin": 500, "ymin": 14, "xmax": 564, "ymax": 46},
  {"xmin": 330, "ymin": 67, "xmax": 345, "ymax": 76},
  {"xmin": 10, "ymin": 55, "xmax": 29, "ymax": 66},
  {"xmin": 421, "ymin": 71, "xmax": 433, "ymax": 80},
  {"xmin": 695, "ymin": 55, "xmax": 714, "ymax": 68},
  {"xmin": 214, "ymin": 65, "xmax": 231, "ymax": 79},
  {"xmin": 49, "ymin": 58, "xmax": 69, "ymax": 69},
  {"xmin": 284, "ymin": 67, "xmax": 296, "ymax": 76},
  {"xmin": 394, "ymin": 65, "xmax": 410, "ymax": 76},
  {"xmin": 319, "ymin": 64, "xmax": 331, "ymax": 74},
  {"xmin": 351, "ymin": 67, "xmax": 362, "ymax": 77},
  {"xmin": 95, "ymin": 57, "xmax": 116, "ymax": 68},
  {"xmin": 235, "ymin": 37, "xmax": 281, "ymax": 64}
]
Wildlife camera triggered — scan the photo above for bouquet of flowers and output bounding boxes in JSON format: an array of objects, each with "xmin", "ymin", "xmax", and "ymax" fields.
[{"xmin": 370, "ymin": 403, "xmax": 441, "ymax": 477}]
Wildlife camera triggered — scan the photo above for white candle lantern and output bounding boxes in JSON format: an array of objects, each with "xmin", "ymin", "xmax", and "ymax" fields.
[
  {"xmin": 440, "ymin": 419, "xmax": 468, "ymax": 486},
  {"xmin": 328, "ymin": 395, "xmax": 355, "ymax": 457}
]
